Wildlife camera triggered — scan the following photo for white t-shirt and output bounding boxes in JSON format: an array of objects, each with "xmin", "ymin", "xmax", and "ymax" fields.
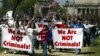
[
  {"xmin": 26, "ymin": 28, "xmax": 37, "ymax": 40},
  {"xmin": 8, "ymin": 19, "xmax": 14, "ymax": 27},
  {"xmin": 0, "ymin": 24, "xmax": 8, "ymax": 28},
  {"xmin": 84, "ymin": 24, "xmax": 91, "ymax": 33},
  {"xmin": 0, "ymin": 24, "xmax": 8, "ymax": 34}
]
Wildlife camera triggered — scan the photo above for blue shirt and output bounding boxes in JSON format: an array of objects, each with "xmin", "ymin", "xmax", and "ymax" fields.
[
  {"xmin": 69, "ymin": 22, "xmax": 75, "ymax": 28},
  {"xmin": 48, "ymin": 25, "xmax": 56, "ymax": 40},
  {"xmin": 74, "ymin": 23, "xmax": 84, "ymax": 28}
]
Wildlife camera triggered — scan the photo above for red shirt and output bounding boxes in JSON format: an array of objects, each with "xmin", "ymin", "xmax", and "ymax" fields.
[
  {"xmin": 56, "ymin": 23, "xmax": 69, "ymax": 28},
  {"xmin": 40, "ymin": 29, "xmax": 48, "ymax": 42}
]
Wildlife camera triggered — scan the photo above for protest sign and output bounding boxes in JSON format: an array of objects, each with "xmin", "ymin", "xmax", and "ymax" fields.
[
  {"xmin": 1, "ymin": 27, "xmax": 32, "ymax": 53},
  {"xmin": 35, "ymin": 22, "xmax": 48, "ymax": 32},
  {"xmin": 52, "ymin": 28, "xmax": 83, "ymax": 49},
  {"xmin": 35, "ymin": 23, "xmax": 43, "ymax": 32}
]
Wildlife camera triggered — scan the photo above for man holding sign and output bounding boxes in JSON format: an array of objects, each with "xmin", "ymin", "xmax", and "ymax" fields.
[{"xmin": 52, "ymin": 19, "xmax": 84, "ymax": 55}]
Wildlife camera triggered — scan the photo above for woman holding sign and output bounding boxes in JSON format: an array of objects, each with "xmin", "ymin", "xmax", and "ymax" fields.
[
  {"xmin": 23, "ymin": 21, "xmax": 37, "ymax": 56},
  {"xmin": 1, "ymin": 19, "xmax": 9, "ymax": 54},
  {"xmin": 73, "ymin": 19, "xmax": 84, "ymax": 55}
]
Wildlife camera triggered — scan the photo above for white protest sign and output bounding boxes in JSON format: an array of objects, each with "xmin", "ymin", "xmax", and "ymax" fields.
[
  {"xmin": 52, "ymin": 28, "xmax": 83, "ymax": 49},
  {"xmin": 35, "ymin": 22, "xmax": 48, "ymax": 41},
  {"xmin": 35, "ymin": 22, "xmax": 48, "ymax": 32},
  {"xmin": 35, "ymin": 23, "xmax": 43, "ymax": 32},
  {"xmin": 1, "ymin": 27, "xmax": 32, "ymax": 53},
  {"xmin": 54, "ymin": 21, "xmax": 62, "ymax": 24}
]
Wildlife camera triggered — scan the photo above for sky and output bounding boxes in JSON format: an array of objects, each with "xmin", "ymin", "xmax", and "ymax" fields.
[{"xmin": 55, "ymin": 0, "xmax": 74, "ymax": 6}]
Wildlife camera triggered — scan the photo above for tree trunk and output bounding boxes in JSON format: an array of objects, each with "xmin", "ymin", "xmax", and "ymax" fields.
[{"xmin": 12, "ymin": 0, "xmax": 22, "ymax": 18}]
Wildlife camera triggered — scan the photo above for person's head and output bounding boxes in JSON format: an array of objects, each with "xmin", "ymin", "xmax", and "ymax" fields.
[
  {"xmin": 84, "ymin": 21, "xmax": 89, "ymax": 25},
  {"xmin": 49, "ymin": 16, "xmax": 53, "ymax": 20},
  {"xmin": 43, "ymin": 25, "xmax": 48, "ymax": 30},
  {"xmin": 77, "ymin": 19, "xmax": 81, "ymax": 24},
  {"xmin": 62, "ymin": 19, "xmax": 66, "ymax": 24},
  {"xmin": 48, "ymin": 21, "xmax": 51, "ymax": 26},
  {"xmin": 15, "ymin": 13, "xmax": 19, "ymax": 17},
  {"xmin": 0, "ymin": 19, "xmax": 3, "ymax": 24},
  {"xmin": 31, "ymin": 23, "xmax": 35, "ymax": 28},
  {"xmin": 48, "ymin": 20, "xmax": 55, "ymax": 26},
  {"xmin": 24, "ymin": 15, "xmax": 30, "ymax": 21},
  {"xmin": 28, "ymin": 22, "xmax": 35, "ymax": 28},
  {"xmin": 14, "ymin": 13, "xmax": 19, "ymax": 21},
  {"xmin": 56, "ymin": 14, "xmax": 60, "ymax": 18},
  {"xmin": 3, "ymin": 19, "xmax": 8, "ymax": 24}
]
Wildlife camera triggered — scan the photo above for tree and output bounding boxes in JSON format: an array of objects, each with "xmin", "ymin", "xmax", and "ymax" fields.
[
  {"xmin": 13, "ymin": 0, "xmax": 23, "ymax": 17},
  {"xmin": 8, "ymin": 0, "xmax": 38, "ymax": 18}
]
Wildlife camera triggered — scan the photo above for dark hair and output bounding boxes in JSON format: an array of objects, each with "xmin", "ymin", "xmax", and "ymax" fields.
[
  {"xmin": 43, "ymin": 25, "xmax": 48, "ymax": 30},
  {"xmin": 28, "ymin": 22, "xmax": 36, "ymax": 29},
  {"xmin": 48, "ymin": 20, "xmax": 52, "ymax": 23},
  {"xmin": 56, "ymin": 14, "xmax": 59, "ymax": 18},
  {"xmin": 16, "ymin": 20, "xmax": 20, "ymax": 28}
]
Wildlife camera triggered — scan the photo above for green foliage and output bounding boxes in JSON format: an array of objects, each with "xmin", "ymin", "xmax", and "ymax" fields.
[
  {"xmin": 0, "ymin": 8, "xmax": 7, "ymax": 18},
  {"xmin": 17, "ymin": 0, "xmax": 37, "ymax": 10},
  {"xmin": 57, "ymin": 7, "xmax": 67, "ymax": 14},
  {"xmin": 8, "ymin": 0, "xmax": 38, "ymax": 12},
  {"xmin": 0, "ymin": 47, "xmax": 4, "ymax": 53},
  {"xmin": 95, "ymin": 36, "xmax": 100, "ymax": 46},
  {"xmin": 35, "ymin": 10, "xmax": 41, "ymax": 17},
  {"xmin": 8, "ymin": 0, "xmax": 22, "ymax": 9}
]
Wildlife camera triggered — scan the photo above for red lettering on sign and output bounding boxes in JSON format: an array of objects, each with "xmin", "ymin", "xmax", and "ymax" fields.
[
  {"xmin": 8, "ymin": 29, "xmax": 26, "ymax": 36},
  {"xmin": 11, "ymin": 35, "xmax": 23, "ymax": 42},
  {"xmin": 8, "ymin": 28, "xmax": 15, "ymax": 34},
  {"xmin": 54, "ymin": 41, "xmax": 80, "ymax": 47},
  {"xmin": 3, "ymin": 41, "xmax": 30, "ymax": 49},
  {"xmin": 62, "ymin": 36, "xmax": 73, "ymax": 40},
  {"xmin": 57, "ymin": 30, "xmax": 66, "ymax": 34},
  {"xmin": 38, "ymin": 24, "xmax": 43, "ymax": 28},
  {"xmin": 67, "ymin": 29, "xmax": 76, "ymax": 34},
  {"xmin": 3, "ymin": 41, "xmax": 8, "ymax": 46}
]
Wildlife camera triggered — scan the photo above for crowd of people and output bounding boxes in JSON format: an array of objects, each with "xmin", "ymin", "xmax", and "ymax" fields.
[{"xmin": 0, "ymin": 13, "xmax": 97, "ymax": 56}]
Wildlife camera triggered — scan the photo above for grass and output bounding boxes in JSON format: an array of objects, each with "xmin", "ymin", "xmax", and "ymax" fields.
[
  {"xmin": 0, "ymin": 47, "xmax": 4, "ymax": 52},
  {"xmin": 95, "ymin": 36, "xmax": 100, "ymax": 46},
  {"xmin": 0, "ymin": 36, "xmax": 4, "ymax": 53}
]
